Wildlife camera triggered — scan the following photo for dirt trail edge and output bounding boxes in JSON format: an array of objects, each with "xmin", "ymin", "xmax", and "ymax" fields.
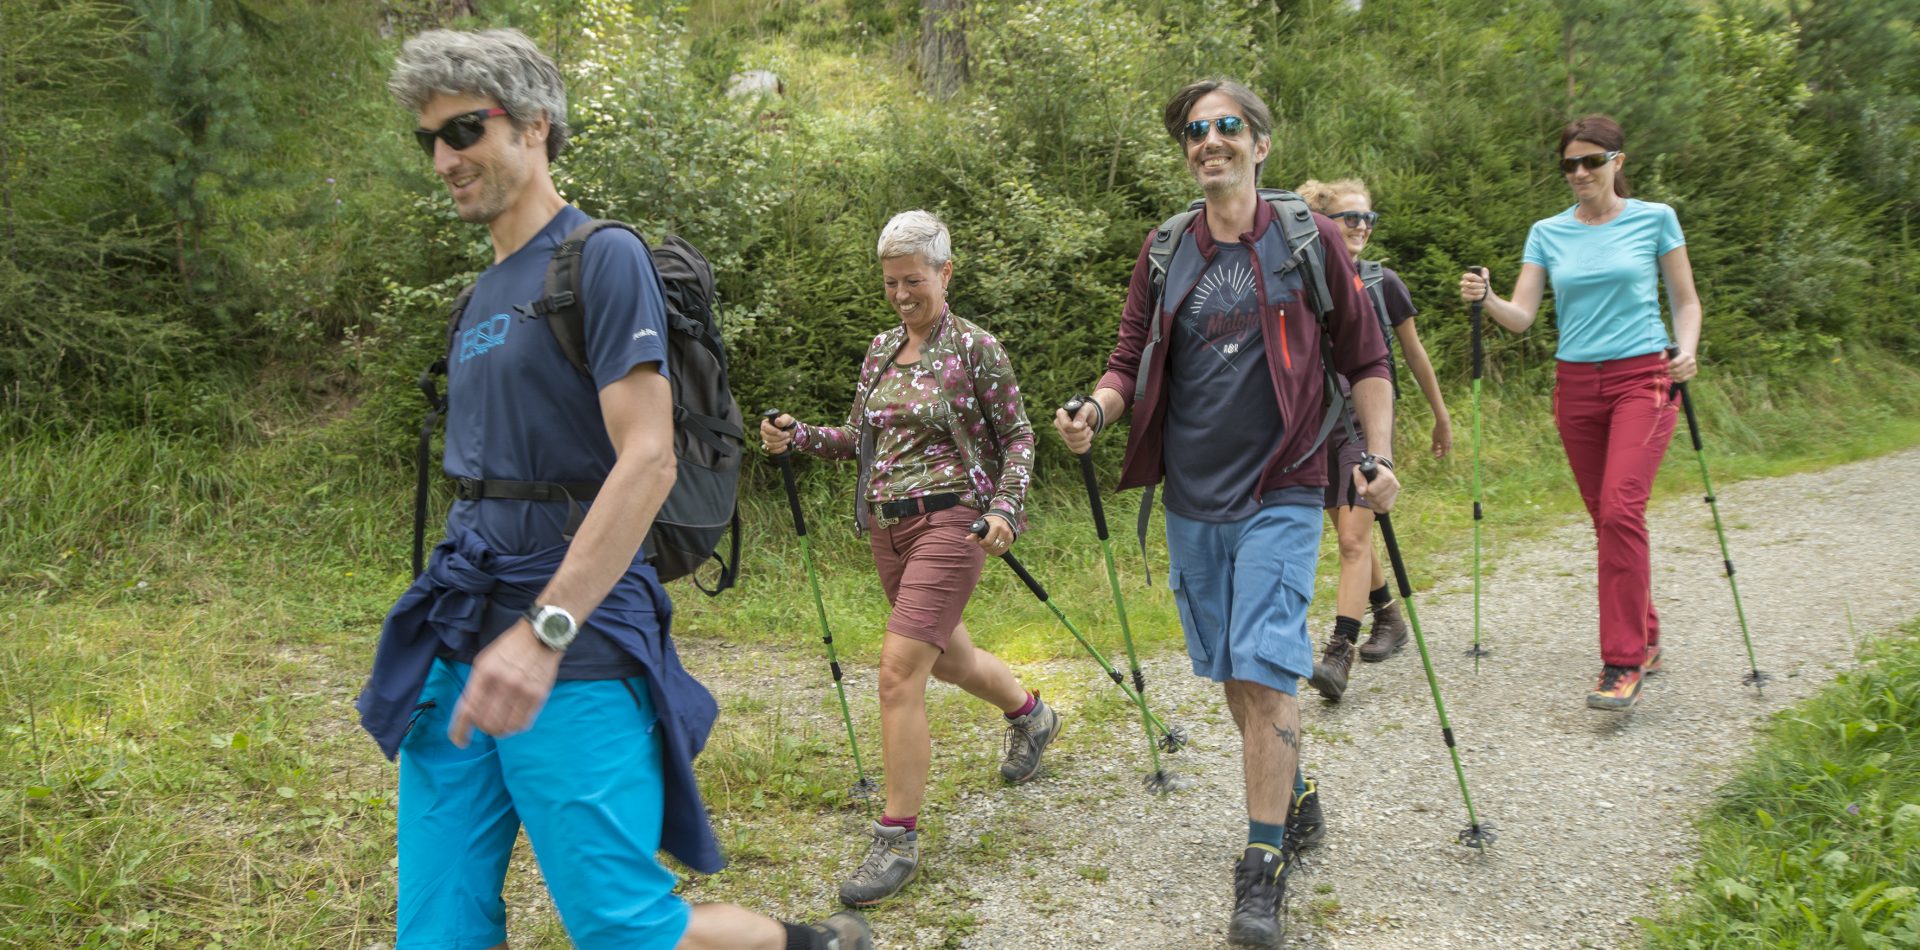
[{"xmin": 686, "ymin": 447, "xmax": 1920, "ymax": 949}]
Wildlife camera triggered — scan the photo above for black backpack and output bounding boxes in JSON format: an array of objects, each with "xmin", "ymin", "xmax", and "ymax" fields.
[{"xmin": 412, "ymin": 220, "xmax": 744, "ymax": 596}]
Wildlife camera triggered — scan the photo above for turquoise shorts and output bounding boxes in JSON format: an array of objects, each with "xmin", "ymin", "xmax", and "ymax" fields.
[
  {"xmin": 1164, "ymin": 503, "xmax": 1321, "ymax": 693},
  {"xmin": 396, "ymin": 658, "xmax": 690, "ymax": 949}
]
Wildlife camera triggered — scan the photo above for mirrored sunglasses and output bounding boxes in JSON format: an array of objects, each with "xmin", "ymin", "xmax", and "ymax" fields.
[
  {"xmin": 1182, "ymin": 115, "xmax": 1247, "ymax": 143},
  {"xmin": 1558, "ymin": 150, "xmax": 1620, "ymax": 174}
]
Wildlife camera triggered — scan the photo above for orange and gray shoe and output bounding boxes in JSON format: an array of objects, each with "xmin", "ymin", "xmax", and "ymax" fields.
[
  {"xmin": 1587, "ymin": 664, "xmax": 1643, "ymax": 710},
  {"xmin": 1642, "ymin": 643, "xmax": 1664, "ymax": 676}
]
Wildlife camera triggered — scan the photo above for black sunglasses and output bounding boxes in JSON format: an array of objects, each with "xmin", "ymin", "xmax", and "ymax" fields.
[
  {"xmin": 1328, "ymin": 210, "xmax": 1379, "ymax": 229},
  {"xmin": 1559, "ymin": 150, "xmax": 1621, "ymax": 174},
  {"xmin": 415, "ymin": 107, "xmax": 508, "ymax": 158},
  {"xmin": 1182, "ymin": 115, "xmax": 1247, "ymax": 143}
]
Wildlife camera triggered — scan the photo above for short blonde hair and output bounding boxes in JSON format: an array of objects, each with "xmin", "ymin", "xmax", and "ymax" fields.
[
  {"xmin": 1295, "ymin": 178, "xmax": 1371, "ymax": 215},
  {"xmin": 876, "ymin": 210, "xmax": 951, "ymax": 267}
]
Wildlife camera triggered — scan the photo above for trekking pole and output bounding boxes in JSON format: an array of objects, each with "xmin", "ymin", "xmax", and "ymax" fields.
[
  {"xmin": 1663, "ymin": 351, "xmax": 1768, "ymax": 690},
  {"xmin": 763, "ymin": 410, "xmax": 878, "ymax": 803},
  {"xmin": 1062, "ymin": 396, "xmax": 1189, "ymax": 756},
  {"xmin": 1358, "ymin": 456, "xmax": 1495, "ymax": 849},
  {"xmin": 1466, "ymin": 267, "xmax": 1491, "ymax": 667},
  {"xmin": 969, "ymin": 518, "xmax": 1187, "ymax": 794}
]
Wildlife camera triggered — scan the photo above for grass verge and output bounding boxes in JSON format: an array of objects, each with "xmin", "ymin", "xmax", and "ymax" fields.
[{"xmin": 1642, "ymin": 618, "xmax": 1920, "ymax": 948}]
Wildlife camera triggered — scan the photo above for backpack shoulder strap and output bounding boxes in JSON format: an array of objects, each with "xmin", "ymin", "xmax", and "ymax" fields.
[
  {"xmin": 1356, "ymin": 258, "xmax": 1384, "ymax": 286},
  {"xmin": 536, "ymin": 218, "xmax": 644, "ymax": 380},
  {"xmin": 414, "ymin": 283, "xmax": 476, "ymax": 577},
  {"xmin": 1257, "ymin": 188, "xmax": 1334, "ymax": 319},
  {"xmin": 1137, "ymin": 207, "xmax": 1202, "ymax": 407}
]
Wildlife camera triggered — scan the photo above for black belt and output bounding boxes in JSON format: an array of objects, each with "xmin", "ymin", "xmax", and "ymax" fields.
[
  {"xmin": 877, "ymin": 492, "xmax": 963, "ymax": 522},
  {"xmin": 452, "ymin": 477, "xmax": 602, "ymax": 503}
]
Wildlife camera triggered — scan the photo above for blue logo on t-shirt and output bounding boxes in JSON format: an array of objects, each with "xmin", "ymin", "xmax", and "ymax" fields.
[{"xmin": 460, "ymin": 314, "xmax": 511, "ymax": 362}]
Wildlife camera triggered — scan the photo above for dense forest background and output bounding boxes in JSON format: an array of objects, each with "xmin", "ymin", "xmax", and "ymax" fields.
[{"xmin": 3, "ymin": 0, "xmax": 1918, "ymax": 583}]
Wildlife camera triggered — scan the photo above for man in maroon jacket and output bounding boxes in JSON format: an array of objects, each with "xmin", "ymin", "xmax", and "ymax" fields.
[{"xmin": 1054, "ymin": 79, "xmax": 1398, "ymax": 949}]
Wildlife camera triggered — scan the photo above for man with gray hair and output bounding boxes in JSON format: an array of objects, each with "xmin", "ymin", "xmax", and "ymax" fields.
[
  {"xmin": 358, "ymin": 27, "xmax": 870, "ymax": 950},
  {"xmin": 1054, "ymin": 78, "xmax": 1398, "ymax": 948}
]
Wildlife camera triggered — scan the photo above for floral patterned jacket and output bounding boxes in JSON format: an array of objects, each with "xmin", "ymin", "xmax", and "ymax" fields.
[{"xmin": 792, "ymin": 308, "xmax": 1036, "ymax": 535}]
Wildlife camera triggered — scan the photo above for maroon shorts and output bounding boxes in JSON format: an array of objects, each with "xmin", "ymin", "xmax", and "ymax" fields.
[
  {"xmin": 869, "ymin": 505, "xmax": 985, "ymax": 650},
  {"xmin": 1323, "ymin": 410, "xmax": 1370, "ymax": 510}
]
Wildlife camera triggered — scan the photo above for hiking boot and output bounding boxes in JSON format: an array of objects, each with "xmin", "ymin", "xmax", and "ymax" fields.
[
  {"xmin": 1227, "ymin": 844, "xmax": 1291, "ymax": 948},
  {"xmin": 1285, "ymin": 777, "xmax": 1325, "ymax": 853},
  {"xmin": 1642, "ymin": 643, "xmax": 1664, "ymax": 676},
  {"xmin": 805, "ymin": 911, "xmax": 875, "ymax": 950},
  {"xmin": 1359, "ymin": 600, "xmax": 1410, "ymax": 662},
  {"xmin": 1586, "ymin": 664, "xmax": 1643, "ymax": 711},
  {"xmin": 838, "ymin": 823, "xmax": 918, "ymax": 907},
  {"xmin": 999, "ymin": 694, "xmax": 1060, "ymax": 784},
  {"xmin": 1309, "ymin": 633, "xmax": 1356, "ymax": 701}
]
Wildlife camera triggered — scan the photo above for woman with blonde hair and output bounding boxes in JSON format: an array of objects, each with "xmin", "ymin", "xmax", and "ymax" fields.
[
  {"xmin": 760, "ymin": 209, "xmax": 1059, "ymax": 906},
  {"xmin": 1296, "ymin": 178, "xmax": 1454, "ymax": 701}
]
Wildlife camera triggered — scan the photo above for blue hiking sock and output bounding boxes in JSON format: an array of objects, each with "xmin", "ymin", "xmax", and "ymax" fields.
[
  {"xmin": 1248, "ymin": 818, "xmax": 1288, "ymax": 851},
  {"xmin": 1294, "ymin": 769, "xmax": 1307, "ymax": 797}
]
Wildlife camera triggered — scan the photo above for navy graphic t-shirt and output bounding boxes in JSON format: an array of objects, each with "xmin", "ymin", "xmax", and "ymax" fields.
[
  {"xmin": 441, "ymin": 205, "xmax": 670, "ymax": 679},
  {"xmin": 1162, "ymin": 241, "xmax": 1292, "ymax": 522}
]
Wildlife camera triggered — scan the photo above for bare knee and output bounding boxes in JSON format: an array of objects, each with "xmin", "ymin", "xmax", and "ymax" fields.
[
  {"xmin": 930, "ymin": 645, "xmax": 974, "ymax": 686},
  {"xmin": 877, "ymin": 651, "xmax": 928, "ymax": 707},
  {"xmin": 1336, "ymin": 514, "xmax": 1373, "ymax": 565}
]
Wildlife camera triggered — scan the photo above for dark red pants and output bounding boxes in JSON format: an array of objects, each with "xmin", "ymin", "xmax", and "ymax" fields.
[{"xmin": 1553, "ymin": 353, "xmax": 1677, "ymax": 667}]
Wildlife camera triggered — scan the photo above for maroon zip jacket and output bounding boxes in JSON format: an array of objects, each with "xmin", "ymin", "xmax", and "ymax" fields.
[{"xmin": 1095, "ymin": 198, "xmax": 1390, "ymax": 493}]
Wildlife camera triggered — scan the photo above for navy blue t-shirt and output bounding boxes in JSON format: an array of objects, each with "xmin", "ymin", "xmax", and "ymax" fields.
[
  {"xmin": 1162, "ymin": 242, "xmax": 1302, "ymax": 522},
  {"xmin": 441, "ymin": 205, "xmax": 671, "ymax": 679}
]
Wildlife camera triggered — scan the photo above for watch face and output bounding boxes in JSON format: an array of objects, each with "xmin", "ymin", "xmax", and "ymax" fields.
[{"xmin": 531, "ymin": 606, "xmax": 576, "ymax": 648}]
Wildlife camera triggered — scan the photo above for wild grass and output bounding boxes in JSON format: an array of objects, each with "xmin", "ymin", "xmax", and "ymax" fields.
[
  {"xmin": 3, "ymin": 353, "xmax": 1919, "ymax": 946},
  {"xmin": 1642, "ymin": 619, "xmax": 1920, "ymax": 948}
]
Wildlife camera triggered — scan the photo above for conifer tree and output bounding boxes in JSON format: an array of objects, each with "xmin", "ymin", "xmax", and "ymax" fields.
[{"xmin": 128, "ymin": 0, "xmax": 264, "ymax": 290}]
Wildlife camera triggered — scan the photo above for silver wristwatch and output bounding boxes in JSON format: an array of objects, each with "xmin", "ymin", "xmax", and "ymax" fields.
[{"xmin": 523, "ymin": 604, "xmax": 579, "ymax": 652}]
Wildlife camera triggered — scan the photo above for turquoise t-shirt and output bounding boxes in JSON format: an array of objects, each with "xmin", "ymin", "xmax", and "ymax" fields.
[{"xmin": 1522, "ymin": 198, "xmax": 1686, "ymax": 363}]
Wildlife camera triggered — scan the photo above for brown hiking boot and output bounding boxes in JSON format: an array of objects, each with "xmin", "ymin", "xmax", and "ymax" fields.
[
  {"xmin": 1359, "ymin": 600, "xmax": 1409, "ymax": 662},
  {"xmin": 1309, "ymin": 633, "xmax": 1355, "ymax": 701}
]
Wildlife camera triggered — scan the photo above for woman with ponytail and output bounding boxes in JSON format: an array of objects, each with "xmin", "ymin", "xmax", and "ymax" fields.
[
  {"xmin": 1295, "ymin": 178, "xmax": 1453, "ymax": 702},
  {"xmin": 1458, "ymin": 115, "xmax": 1702, "ymax": 711}
]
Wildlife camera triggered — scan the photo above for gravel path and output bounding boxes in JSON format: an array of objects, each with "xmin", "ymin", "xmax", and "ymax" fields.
[{"xmin": 686, "ymin": 447, "xmax": 1920, "ymax": 949}]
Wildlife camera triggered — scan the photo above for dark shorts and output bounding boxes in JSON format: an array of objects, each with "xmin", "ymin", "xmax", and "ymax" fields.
[
  {"xmin": 869, "ymin": 505, "xmax": 986, "ymax": 650},
  {"xmin": 1323, "ymin": 410, "xmax": 1370, "ymax": 511}
]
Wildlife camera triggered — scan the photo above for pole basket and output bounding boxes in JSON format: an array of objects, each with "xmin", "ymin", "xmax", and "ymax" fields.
[
  {"xmin": 1742, "ymin": 669, "xmax": 1772, "ymax": 690},
  {"xmin": 1457, "ymin": 822, "xmax": 1498, "ymax": 850},
  {"xmin": 1463, "ymin": 644, "xmax": 1492, "ymax": 659},
  {"xmin": 1142, "ymin": 770, "xmax": 1190, "ymax": 795},
  {"xmin": 1159, "ymin": 726, "xmax": 1191, "ymax": 753}
]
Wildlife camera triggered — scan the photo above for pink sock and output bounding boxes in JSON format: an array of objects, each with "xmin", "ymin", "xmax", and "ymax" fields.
[
  {"xmin": 1005, "ymin": 691, "xmax": 1037, "ymax": 720},
  {"xmin": 880, "ymin": 814, "xmax": 917, "ymax": 833}
]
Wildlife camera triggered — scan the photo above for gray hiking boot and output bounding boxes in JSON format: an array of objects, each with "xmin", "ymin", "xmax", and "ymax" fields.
[
  {"xmin": 805, "ymin": 910, "xmax": 875, "ymax": 949},
  {"xmin": 838, "ymin": 822, "xmax": 918, "ymax": 907},
  {"xmin": 1227, "ymin": 844, "xmax": 1291, "ymax": 948},
  {"xmin": 1359, "ymin": 600, "xmax": 1410, "ymax": 662},
  {"xmin": 999, "ymin": 694, "xmax": 1061, "ymax": 784}
]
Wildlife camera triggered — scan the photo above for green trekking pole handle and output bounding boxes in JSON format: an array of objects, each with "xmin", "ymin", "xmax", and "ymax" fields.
[
  {"xmin": 1467, "ymin": 267, "xmax": 1489, "ymax": 665},
  {"xmin": 1358, "ymin": 455, "xmax": 1494, "ymax": 849},
  {"xmin": 1660, "ymin": 352, "xmax": 1768, "ymax": 689},
  {"xmin": 762, "ymin": 409, "xmax": 878, "ymax": 801},
  {"xmin": 971, "ymin": 518, "xmax": 1186, "ymax": 790}
]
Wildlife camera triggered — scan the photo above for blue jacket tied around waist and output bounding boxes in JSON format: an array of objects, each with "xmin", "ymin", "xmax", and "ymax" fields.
[{"xmin": 356, "ymin": 526, "xmax": 724, "ymax": 874}]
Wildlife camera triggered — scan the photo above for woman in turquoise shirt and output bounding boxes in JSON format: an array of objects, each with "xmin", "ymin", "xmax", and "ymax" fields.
[{"xmin": 1458, "ymin": 114, "xmax": 1702, "ymax": 712}]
